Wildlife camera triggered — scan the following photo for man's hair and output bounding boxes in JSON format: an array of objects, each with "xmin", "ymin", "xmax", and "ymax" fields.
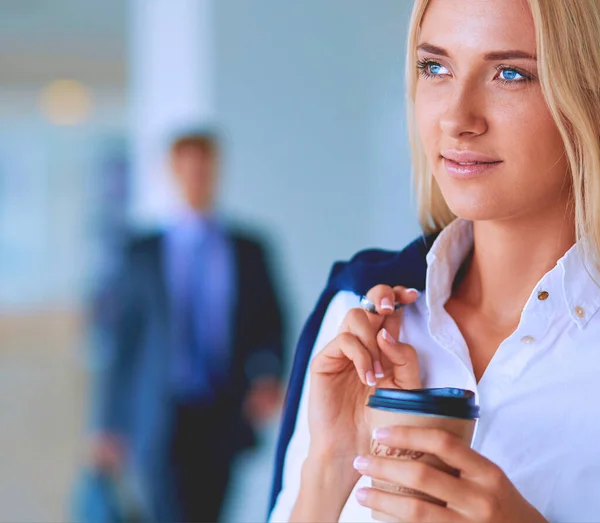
[{"xmin": 170, "ymin": 130, "xmax": 219, "ymax": 158}]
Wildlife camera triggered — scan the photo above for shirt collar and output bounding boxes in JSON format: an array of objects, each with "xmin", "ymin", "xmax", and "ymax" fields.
[
  {"xmin": 425, "ymin": 219, "xmax": 600, "ymax": 329},
  {"xmin": 558, "ymin": 244, "xmax": 600, "ymax": 329},
  {"xmin": 168, "ymin": 207, "xmax": 213, "ymax": 246},
  {"xmin": 425, "ymin": 218, "xmax": 474, "ymax": 312}
]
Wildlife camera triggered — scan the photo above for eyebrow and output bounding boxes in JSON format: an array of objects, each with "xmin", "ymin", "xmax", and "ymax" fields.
[{"xmin": 417, "ymin": 43, "xmax": 537, "ymax": 61}]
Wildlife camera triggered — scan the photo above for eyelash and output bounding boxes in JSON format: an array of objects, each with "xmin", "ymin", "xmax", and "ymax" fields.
[
  {"xmin": 416, "ymin": 59, "xmax": 441, "ymax": 80},
  {"xmin": 416, "ymin": 58, "xmax": 533, "ymax": 85}
]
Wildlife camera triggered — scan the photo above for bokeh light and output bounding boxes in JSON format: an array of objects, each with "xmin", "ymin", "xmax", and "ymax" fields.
[{"xmin": 39, "ymin": 79, "xmax": 93, "ymax": 126}]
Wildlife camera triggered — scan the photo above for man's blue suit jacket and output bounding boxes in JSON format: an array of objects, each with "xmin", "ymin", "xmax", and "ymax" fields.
[
  {"xmin": 268, "ymin": 232, "xmax": 438, "ymax": 515},
  {"xmin": 93, "ymin": 228, "xmax": 285, "ymax": 522}
]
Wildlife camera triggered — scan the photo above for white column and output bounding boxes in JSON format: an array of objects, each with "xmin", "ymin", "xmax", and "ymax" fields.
[{"xmin": 128, "ymin": 0, "xmax": 215, "ymax": 229}]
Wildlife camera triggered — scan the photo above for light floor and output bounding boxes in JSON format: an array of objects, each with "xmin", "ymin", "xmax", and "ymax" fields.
[{"xmin": 0, "ymin": 311, "xmax": 276, "ymax": 523}]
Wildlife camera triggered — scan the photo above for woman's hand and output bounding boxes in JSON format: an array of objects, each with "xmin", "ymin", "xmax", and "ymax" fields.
[
  {"xmin": 353, "ymin": 426, "xmax": 548, "ymax": 523},
  {"xmin": 290, "ymin": 285, "xmax": 423, "ymax": 522},
  {"xmin": 307, "ymin": 285, "xmax": 421, "ymax": 471}
]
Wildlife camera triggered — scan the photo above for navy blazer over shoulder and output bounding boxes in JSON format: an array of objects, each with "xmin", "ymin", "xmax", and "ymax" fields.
[{"xmin": 268, "ymin": 232, "xmax": 438, "ymax": 515}]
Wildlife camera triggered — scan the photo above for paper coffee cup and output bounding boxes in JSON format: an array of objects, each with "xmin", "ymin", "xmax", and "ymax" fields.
[{"xmin": 367, "ymin": 388, "xmax": 479, "ymax": 520}]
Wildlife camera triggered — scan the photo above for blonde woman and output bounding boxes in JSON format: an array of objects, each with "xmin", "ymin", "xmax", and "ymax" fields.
[{"xmin": 269, "ymin": 0, "xmax": 600, "ymax": 521}]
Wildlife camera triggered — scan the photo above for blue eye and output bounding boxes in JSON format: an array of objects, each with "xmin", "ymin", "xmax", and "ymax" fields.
[
  {"xmin": 428, "ymin": 63, "xmax": 449, "ymax": 76},
  {"xmin": 417, "ymin": 59, "xmax": 450, "ymax": 79},
  {"xmin": 498, "ymin": 68, "xmax": 525, "ymax": 82}
]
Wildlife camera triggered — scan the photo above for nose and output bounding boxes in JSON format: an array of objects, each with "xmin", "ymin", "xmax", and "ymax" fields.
[{"xmin": 439, "ymin": 83, "xmax": 487, "ymax": 139}]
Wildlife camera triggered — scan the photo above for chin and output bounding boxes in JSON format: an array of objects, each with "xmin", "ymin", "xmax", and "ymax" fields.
[
  {"xmin": 441, "ymin": 190, "xmax": 507, "ymax": 222},
  {"xmin": 433, "ymin": 168, "xmax": 508, "ymax": 220},
  {"xmin": 450, "ymin": 207, "xmax": 502, "ymax": 222}
]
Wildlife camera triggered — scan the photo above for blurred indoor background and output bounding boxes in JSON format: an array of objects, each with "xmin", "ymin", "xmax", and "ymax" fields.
[{"xmin": 0, "ymin": 1, "xmax": 421, "ymax": 521}]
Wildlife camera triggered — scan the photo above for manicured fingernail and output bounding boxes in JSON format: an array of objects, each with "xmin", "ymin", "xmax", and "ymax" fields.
[
  {"xmin": 381, "ymin": 328, "xmax": 396, "ymax": 344},
  {"xmin": 353, "ymin": 456, "xmax": 370, "ymax": 471},
  {"xmin": 366, "ymin": 370, "xmax": 377, "ymax": 387},
  {"xmin": 380, "ymin": 297, "xmax": 394, "ymax": 311},
  {"xmin": 372, "ymin": 427, "xmax": 392, "ymax": 441},
  {"xmin": 406, "ymin": 288, "xmax": 420, "ymax": 297},
  {"xmin": 374, "ymin": 361, "xmax": 384, "ymax": 378},
  {"xmin": 356, "ymin": 488, "xmax": 369, "ymax": 502}
]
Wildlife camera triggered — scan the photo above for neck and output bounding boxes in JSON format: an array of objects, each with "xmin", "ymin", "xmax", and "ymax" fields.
[
  {"xmin": 455, "ymin": 206, "xmax": 576, "ymax": 325},
  {"xmin": 186, "ymin": 201, "xmax": 213, "ymax": 215}
]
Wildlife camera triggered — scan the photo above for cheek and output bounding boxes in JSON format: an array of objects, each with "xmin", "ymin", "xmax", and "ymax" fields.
[
  {"xmin": 498, "ymin": 97, "xmax": 567, "ymax": 187},
  {"xmin": 415, "ymin": 87, "xmax": 442, "ymax": 157},
  {"xmin": 522, "ymin": 107, "xmax": 564, "ymax": 162}
]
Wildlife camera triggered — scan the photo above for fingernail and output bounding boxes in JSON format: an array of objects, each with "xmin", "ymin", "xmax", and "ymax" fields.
[
  {"xmin": 353, "ymin": 456, "xmax": 370, "ymax": 471},
  {"xmin": 374, "ymin": 361, "xmax": 384, "ymax": 378},
  {"xmin": 355, "ymin": 488, "xmax": 369, "ymax": 502},
  {"xmin": 380, "ymin": 297, "xmax": 394, "ymax": 311},
  {"xmin": 372, "ymin": 427, "xmax": 392, "ymax": 441},
  {"xmin": 406, "ymin": 288, "xmax": 420, "ymax": 297},
  {"xmin": 366, "ymin": 370, "xmax": 377, "ymax": 387},
  {"xmin": 381, "ymin": 328, "xmax": 396, "ymax": 344}
]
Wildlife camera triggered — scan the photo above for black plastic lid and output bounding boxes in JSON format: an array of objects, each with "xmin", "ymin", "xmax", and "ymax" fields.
[{"xmin": 367, "ymin": 387, "xmax": 479, "ymax": 420}]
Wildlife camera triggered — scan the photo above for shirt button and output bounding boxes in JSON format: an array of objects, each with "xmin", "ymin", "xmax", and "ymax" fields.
[
  {"xmin": 521, "ymin": 335, "xmax": 535, "ymax": 344},
  {"xmin": 537, "ymin": 291, "xmax": 549, "ymax": 301},
  {"xmin": 575, "ymin": 306, "xmax": 585, "ymax": 318}
]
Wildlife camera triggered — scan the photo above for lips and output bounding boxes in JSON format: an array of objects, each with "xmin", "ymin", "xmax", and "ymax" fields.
[
  {"xmin": 440, "ymin": 149, "xmax": 502, "ymax": 164},
  {"xmin": 450, "ymin": 160, "xmax": 495, "ymax": 166},
  {"xmin": 441, "ymin": 150, "xmax": 502, "ymax": 179}
]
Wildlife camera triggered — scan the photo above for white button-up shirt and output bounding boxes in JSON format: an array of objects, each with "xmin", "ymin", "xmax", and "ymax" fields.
[{"xmin": 271, "ymin": 219, "xmax": 600, "ymax": 523}]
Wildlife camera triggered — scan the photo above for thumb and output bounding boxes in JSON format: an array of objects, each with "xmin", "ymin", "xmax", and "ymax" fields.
[
  {"xmin": 380, "ymin": 308, "xmax": 403, "ymax": 345},
  {"xmin": 378, "ymin": 328, "xmax": 422, "ymax": 390},
  {"xmin": 380, "ymin": 287, "xmax": 420, "ymax": 341},
  {"xmin": 365, "ymin": 310, "xmax": 387, "ymax": 333}
]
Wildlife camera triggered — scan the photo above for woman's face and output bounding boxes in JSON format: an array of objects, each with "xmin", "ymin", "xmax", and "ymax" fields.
[{"xmin": 415, "ymin": 0, "xmax": 570, "ymax": 223}]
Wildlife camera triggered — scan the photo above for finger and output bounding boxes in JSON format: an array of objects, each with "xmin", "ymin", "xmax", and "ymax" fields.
[
  {"xmin": 365, "ymin": 285, "xmax": 398, "ymax": 316},
  {"xmin": 372, "ymin": 426, "xmax": 494, "ymax": 480},
  {"xmin": 381, "ymin": 287, "xmax": 420, "ymax": 342},
  {"xmin": 340, "ymin": 308, "xmax": 384, "ymax": 379},
  {"xmin": 311, "ymin": 331, "xmax": 377, "ymax": 386},
  {"xmin": 353, "ymin": 455, "xmax": 472, "ymax": 510},
  {"xmin": 378, "ymin": 330, "xmax": 422, "ymax": 389},
  {"xmin": 355, "ymin": 487, "xmax": 460, "ymax": 523},
  {"xmin": 394, "ymin": 286, "xmax": 421, "ymax": 305}
]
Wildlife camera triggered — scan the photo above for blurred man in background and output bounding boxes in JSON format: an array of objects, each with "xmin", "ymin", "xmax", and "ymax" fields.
[{"xmin": 91, "ymin": 130, "xmax": 286, "ymax": 522}]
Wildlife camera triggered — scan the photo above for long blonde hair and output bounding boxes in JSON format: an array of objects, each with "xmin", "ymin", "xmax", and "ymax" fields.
[{"xmin": 407, "ymin": 0, "xmax": 600, "ymax": 268}]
